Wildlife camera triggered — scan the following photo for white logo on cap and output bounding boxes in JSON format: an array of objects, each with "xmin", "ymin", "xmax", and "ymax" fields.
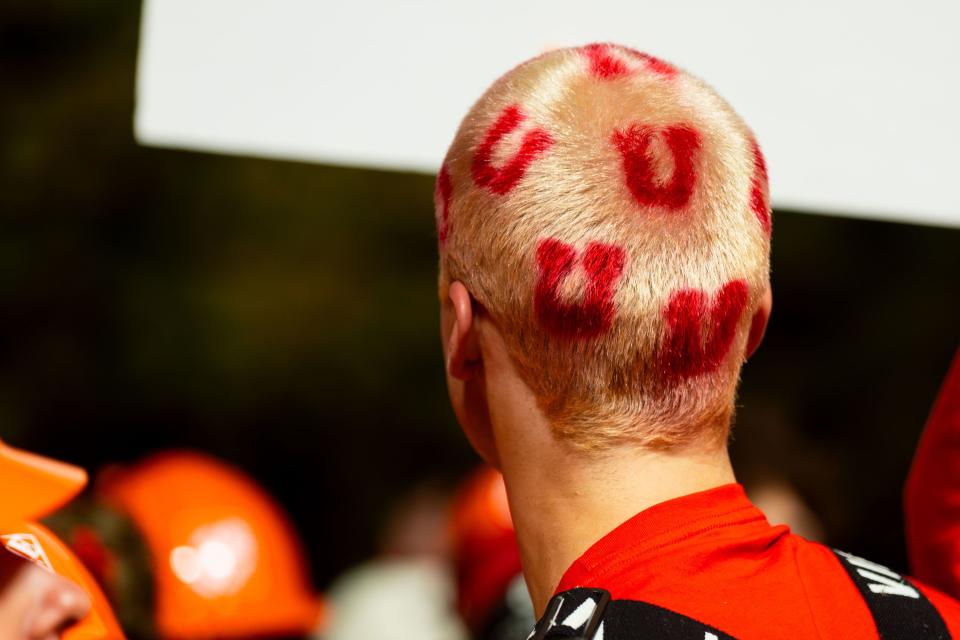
[{"xmin": 1, "ymin": 533, "xmax": 54, "ymax": 572}]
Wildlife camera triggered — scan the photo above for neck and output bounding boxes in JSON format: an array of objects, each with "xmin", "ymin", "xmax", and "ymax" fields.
[
  {"xmin": 495, "ymin": 419, "xmax": 735, "ymax": 616},
  {"xmin": 474, "ymin": 320, "xmax": 737, "ymax": 616}
]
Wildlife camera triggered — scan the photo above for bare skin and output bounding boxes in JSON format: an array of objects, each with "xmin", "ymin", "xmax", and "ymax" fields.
[
  {"xmin": 0, "ymin": 554, "xmax": 90, "ymax": 640},
  {"xmin": 441, "ymin": 281, "xmax": 771, "ymax": 615}
]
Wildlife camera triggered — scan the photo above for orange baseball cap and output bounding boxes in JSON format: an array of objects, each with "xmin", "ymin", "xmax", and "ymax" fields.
[
  {"xmin": 97, "ymin": 451, "xmax": 324, "ymax": 639},
  {"xmin": 0, "ymin": 438, "xmax": 126, "ymax": 640},
  {"xmin": 0, "ymin": 438, "xmax": 87, "ymax": 525}
]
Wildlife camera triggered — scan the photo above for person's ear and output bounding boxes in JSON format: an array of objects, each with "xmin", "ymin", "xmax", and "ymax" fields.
[
  {"xmin": 446, "ymin": 281, "xmax": 482, "ymax": 380},
  {"xmin": 442, "ymin": 281, "xmax": 498, "ymax": 466},
  {"xmin": 746, "ymin": 284, "xmax": 773, "ymax": 358}
]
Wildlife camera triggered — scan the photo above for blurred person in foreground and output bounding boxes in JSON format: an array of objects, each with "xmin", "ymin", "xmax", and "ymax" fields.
[
  {"xmin": 319, "ymin": 482, "xmax": 467, "ymax": 640},
  {"xmin": 48, "ymin": 451, "xmax": 324, "ymax": 640},
  {"xmin": 906, "ymin": 349, "xmax": 960, "ymax": 599},
  {"xmin": 434, "ymin": 43, "xmax": 960, "ymax": 638},
  {"xmin": 0, "ymin": 438, "xmax": 125, "ymax": 639}
]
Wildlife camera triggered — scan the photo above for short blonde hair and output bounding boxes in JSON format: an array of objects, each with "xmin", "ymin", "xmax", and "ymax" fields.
[{"xmin": 436, "ymin": 44, "xmax": 771, "ymax": 451}]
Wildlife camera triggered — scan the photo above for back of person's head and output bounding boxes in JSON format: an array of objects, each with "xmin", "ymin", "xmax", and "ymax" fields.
[{"xmin": 436, "ymin": 43, "xmax": 771, "ymax": 452}]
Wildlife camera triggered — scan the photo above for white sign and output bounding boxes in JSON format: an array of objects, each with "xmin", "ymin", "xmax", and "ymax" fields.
[{"xmin": 136, "ymin": 0, "xmax": 960, "ymax": 228}]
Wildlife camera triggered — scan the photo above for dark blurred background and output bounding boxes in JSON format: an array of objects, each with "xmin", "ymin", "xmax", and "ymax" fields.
[{"xmin": 2, "ymin": 1, "xmax": 957, "ymax": 588}]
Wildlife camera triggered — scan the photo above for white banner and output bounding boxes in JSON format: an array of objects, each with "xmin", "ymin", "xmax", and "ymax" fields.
[{"xmin": 136, "ymin": 0, "xmax": 960, "ymax": 228}]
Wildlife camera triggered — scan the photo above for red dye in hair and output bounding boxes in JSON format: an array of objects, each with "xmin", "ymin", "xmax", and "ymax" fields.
[
  {"xmin": 624, "ymin": 47, "xmax": 678, "ymax": 77},
  {"xmin": 613, "ymin": 123, "xmax": 701, "ymax": 211},
  {"xmin": 435, "ymin": 164, "xmax": 452, "ymax": 245},
  {"xmin": 659, "ymin": 280, "xmax": 749, "ymax": 381},
  {"xmin": 582, "ymin": 43, "xmax": 631, "ymax": 78},
  {"xmin": 745, "ymin": 306, "xmax": 768, "ymax": 357},
  {"xmin": 535, "ymin": 238, "xmax": 627, "ymax": 339},
  {"xmin": 581, "ymin": 44, "xmax": 678, "ymax": 79},
  {"xmin": 472, "ymin": 104, "xmax": 554, "ymax": 195},
  {"xmin": 749, "ymin": 140, "xmax": 771, "ymax": 235}
]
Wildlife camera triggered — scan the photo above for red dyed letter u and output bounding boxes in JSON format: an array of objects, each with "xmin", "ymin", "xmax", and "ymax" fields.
[
  {"xmin": 535, "ymin": 238, "xmax": 627, "ymax": 339},
  {"xmin": 659, "ymin": 280, "xmax": 749, "ymax": 381},
  {"xmin": 612, "ymin": 123, "xmax": 701, "ymax": 211},
  {"xmin": 580, "ymin": 44, "xmax": 677, "ymax": 79},
  {"xmin": 472, "ymin": 105, "xmax": 553, "ymax": 196}
]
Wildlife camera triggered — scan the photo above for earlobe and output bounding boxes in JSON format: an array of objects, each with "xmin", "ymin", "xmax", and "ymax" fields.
[
  {"xmin": 746, "ymin": 285, "xmax": 773, "ymax": 358},
  {"xmin": 447, "ymin": 281, "xmax": 482, "ymax": 380}
]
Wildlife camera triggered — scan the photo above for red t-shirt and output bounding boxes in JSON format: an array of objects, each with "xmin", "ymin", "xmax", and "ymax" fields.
[{"xmin": 554, "ymin": 483, "xmax": 960, "ymax": 639}]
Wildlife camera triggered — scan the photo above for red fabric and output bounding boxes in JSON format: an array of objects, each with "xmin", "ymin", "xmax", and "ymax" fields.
[
  {"xmin": 612, "ymin": 123, "xmax": 701, "ymax": 211},
  {"xmin": 749, "ymin": 140, "xmax": 772, "ymax": 235},
  {"xmin": 659, "ymin": 280, "xmax": 748, "ymax": 381},
  {"xmin": 905, "ymin": 350, "xmax": 960, "ymax": 598},
  {"xmin": 534, "ymin": 238, "xmax": 627, "ymax": 339},
  {"xmin": 435, "ymin": 163, "xmax": 452, "ymax": 245},
  {"xmin": 472, "ymin": 104, "xmax": 553, "ymax": 195},
  {"xmin": 555, "ymin": 484, "xmax": 960, "ymax": 639}
]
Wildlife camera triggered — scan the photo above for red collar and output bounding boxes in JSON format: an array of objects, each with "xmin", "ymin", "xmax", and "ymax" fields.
[{"xmin": 555, "ymin": 483, "xmax": 771, "ymax": 593}]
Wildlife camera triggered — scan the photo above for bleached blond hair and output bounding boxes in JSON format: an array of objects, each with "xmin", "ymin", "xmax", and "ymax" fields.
[{"xmin": 436, "ymin": 44, "xmax": 771, "ymax": 451}]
